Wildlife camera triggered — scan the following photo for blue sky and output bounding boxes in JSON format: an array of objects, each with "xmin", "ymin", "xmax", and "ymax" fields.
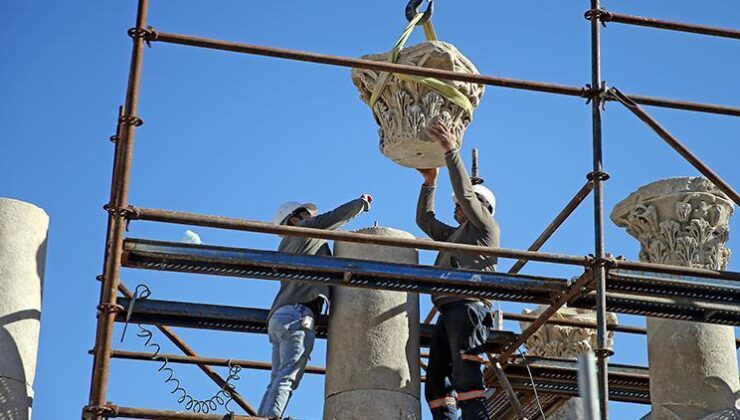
[{"xmin": 2, "ymin": 1, "xmax": 739, "ymax": 419}]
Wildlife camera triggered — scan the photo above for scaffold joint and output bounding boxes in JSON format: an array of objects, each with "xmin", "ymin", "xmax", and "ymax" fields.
[
  {"xmin": 584, "ymin": 8, "xmax": 612, "ymax": 27},
  {"xmin": 593, "ymin": 347, "xmax": 616, "ymax": 358},
  {"xmin": 83, "ymin": 404, "xmax": 118, "ymax": 417},
  {"xmin": 97, "ymin": 303, "xmax": 125, "ymax": 314},
  {"xmin": 118, "ymin": 114, "xmax": 143, "ymax": 127},
  {"xmin": 103, "ymin": 204, "xmax": 140, "ymax": 220},
  {"xmin": 127, "ymin": 26, "xmax": 158, "ymax": 47},
  {"xmin": 587, "ymin": 171, "xmax": 610, "ymax": 182}
]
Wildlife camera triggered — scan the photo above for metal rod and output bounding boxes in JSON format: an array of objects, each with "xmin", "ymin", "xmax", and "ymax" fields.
[
  {"xmin": 508, "ymin": 181, "xmax": 594, "ymax": 274},
  {"xmin": 605, "ymin": 11, "xmax": 740, "ymax": 40},
  {"xmin": 109, "ymin": 349, "xmax": 327, "ymax": 375},
  {"xmin": 503, "ymin": 312, "xmax": 643, "ymax": 335},
  {"xmin": 493, "ymin": 362, "xmax": 528, "ymax": 419},
  {"xmin": 497, "ymin": 271, "xmax": 594, "ymax": 365},
  {"xmin": 116, "ymin": 283, "xmax": 258, "ymax": 415},
  {"xmin": 88, "ymin": 0, "xmax": 148, "ymax": 414},
  {"xmin": 609, "ymin": 87, "xmax": 740, "ymax": 207},
  {"xmin": 472, "ymin": 148, "xmax": 480, "ymax": 179},
  {"xmin": 590, "ymin": 1, "xmax": 610, "ymax": 416},
  {"xmin": 105, "ymin": 405, "xmax": 264, "ymax": 419},
  {"xmin": 149, "ymin": 30, "xmax": 740, "ymax": 117},
  {"xmin": 130, "ymin": 207, "xmax": 591, "ymax": 267},
  {"xmin": 578, "ymin": 351, "xmax": 601, "ymax": 420}
]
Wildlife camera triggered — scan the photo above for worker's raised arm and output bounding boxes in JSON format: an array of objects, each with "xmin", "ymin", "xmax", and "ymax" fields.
[
  {"xmin": 416, "ymin": 168, "xmax": 456, "ymax": 241},
  {"xmin": 427, "ymin": 121, "xmax": 494, "ymax": 231},
  {"xmin": 445, "ymin": 150, "xmax": 493, "ymax": 230},
  {"xmin": 301, "ymin": 196, "xmax": 371, "ymax": 231}
]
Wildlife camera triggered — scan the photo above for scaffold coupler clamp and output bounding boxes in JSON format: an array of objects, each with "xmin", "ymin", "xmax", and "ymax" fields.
[
  {"xmin": 584, "ymin": 8, "xmax": 612, "ymax": 27},
  {"xmin": 593, "ymin": 347, "xmax": 616, "ymax": 358},
  {"xmin": 587, "ymin": 170, "xmax": 610, "ymax": 183},
  {"xmin": 406, "ymin": 0, "xmax": 434, "ymax": 24},
  {"xmin": 584, "ymin": 81, "xmax": 609, "ymax": 110},
  {"xmin": 103, "ymin": 204, "xmax": 140, "ymax": 230},
  {"xmin": 127, "ymin": 25, "xmax": 158, "ymax": 47},
  {"xmin": 82, "ymin": 404, "xmax": 118, "ymax": 419}
]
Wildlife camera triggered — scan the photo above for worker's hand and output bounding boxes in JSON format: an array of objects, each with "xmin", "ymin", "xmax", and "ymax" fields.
[
  {"xmin": 427, "ymin": 121, "xmax": 457, "ymax": 153},
  {"xmin": 417, "ymin": 168, "xmax": 439, "ymax": 186}
]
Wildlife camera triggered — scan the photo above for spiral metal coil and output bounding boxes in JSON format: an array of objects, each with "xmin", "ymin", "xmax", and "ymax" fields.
[{"xmin": 122, "ymin": 284, "xmax": 243, "ymax": 414}]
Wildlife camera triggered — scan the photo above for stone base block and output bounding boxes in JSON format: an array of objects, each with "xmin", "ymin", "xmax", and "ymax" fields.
[{"xmin": 324, "ymin": 389, "xmax": 420, "ymax": 420}]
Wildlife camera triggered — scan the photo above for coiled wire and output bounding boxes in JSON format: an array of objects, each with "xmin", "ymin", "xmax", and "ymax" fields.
[{"xmin": 122, "ymin": 284, "xmax": 242, "ymax": 414}]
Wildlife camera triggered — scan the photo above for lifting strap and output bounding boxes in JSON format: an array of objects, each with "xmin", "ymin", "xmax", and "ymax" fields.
[{"xmin": 369, "ymin": 13, "xmax": 474, "ymax": 119}]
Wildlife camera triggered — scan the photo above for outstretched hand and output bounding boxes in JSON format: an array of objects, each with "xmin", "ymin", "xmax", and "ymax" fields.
[
  {"xmin": 426, "ymin": 121, "xmax": 457, "ymax": 153},
  {"xmin": 417, "ymin": 167, "xmax": 439, "ymax": 186}
]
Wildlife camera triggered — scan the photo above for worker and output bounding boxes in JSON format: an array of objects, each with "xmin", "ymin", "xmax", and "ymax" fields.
[
  {"xmin": 257, "ymin": 194, "xmax": 373, "ymax": 419},
  {"xmin": 416, "ymin": 121, "xmax": 499, "ymax": 420}
]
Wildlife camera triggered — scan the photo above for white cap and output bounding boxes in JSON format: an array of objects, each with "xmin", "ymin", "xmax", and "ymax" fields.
[
  {"xmin": 181, "ymin": 229, "xmax": 202, "ymax": 245},
  {"xmin": 273, "ymin": 201, "xmax": 318, "ymax": 225},
  {"xmin": 452, "ymin": 184, "xmax": 496, "ymax": 216}
]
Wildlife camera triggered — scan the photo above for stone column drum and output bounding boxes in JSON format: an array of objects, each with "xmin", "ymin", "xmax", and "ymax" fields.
[
  {"xmin": 611, "ymin": 177, "xmax": 740, "ymax": 419},
  {"xmin": 352, "ymin": 41, "xmax": 485, "ymax": 168},
  {"xmin": 0, "ymin": 198, "xmax": 49, "ymax": 420},
  {"xmin": 520, "ymin": 306, "xmax": 617, "ymax": 420},
  {"xmin": 324, "ymin": 227, "xmax": 421, "ymax": 420}
]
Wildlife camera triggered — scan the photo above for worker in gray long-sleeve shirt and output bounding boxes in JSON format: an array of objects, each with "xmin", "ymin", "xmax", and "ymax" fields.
[
  {"xmin": 257, "ymin": 195, "xmax": 372, "ymax": 418},
  {"xmin": 416, "ymin": 121, "xmax": 499, "ymax": 420}
]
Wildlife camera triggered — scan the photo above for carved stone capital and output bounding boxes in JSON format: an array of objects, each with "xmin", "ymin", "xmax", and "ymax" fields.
[
  {"xmin": 520, "ymin": 306, "xmax": 617, "ymax": 359},
  {"xmin": 611, "ymin": 177, "xmax": 733, "ymax": 269},
  {"xmin": 352, "ymin": 41, "xmax": 485, "ymax": 168}
]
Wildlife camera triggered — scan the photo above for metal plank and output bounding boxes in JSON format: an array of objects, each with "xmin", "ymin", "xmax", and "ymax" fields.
[
  {"xmin": 122, "ymin": 238, "xmax": 567, "ymax": 304},
  {"xmin": 116, "ymin": 298, "xmax": 518, "ymax": 350}
]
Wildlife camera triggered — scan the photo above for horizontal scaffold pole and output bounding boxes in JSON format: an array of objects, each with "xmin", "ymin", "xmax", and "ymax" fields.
[
  {"xmin": 128, "ymin": 208, "xmax": 591, "ymax": 267},
  {"xmin": 602, "ymin": 11, "xmax": 740, "ymax": 40},
  {"xmin": 145, "ymin": 30, "xmax": 740, "ymax": 117}
]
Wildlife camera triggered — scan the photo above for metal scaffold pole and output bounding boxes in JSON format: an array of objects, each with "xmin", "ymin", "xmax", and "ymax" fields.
[
  {"xmin": 86, "ymin": 0, "xmax": 148, "ymax": 417},
  {"xmin": 587, "ymin": 0, "xmax": 610, "ymax": 418}
]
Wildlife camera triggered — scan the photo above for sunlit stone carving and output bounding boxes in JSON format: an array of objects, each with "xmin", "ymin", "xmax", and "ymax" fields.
[{"xmin": 352, "ymin": 41, "xmax": 485, "ymax": 168}]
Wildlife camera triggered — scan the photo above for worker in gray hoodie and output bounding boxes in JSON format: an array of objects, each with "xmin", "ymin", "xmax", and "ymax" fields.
[
  {"xmin": 257, "ymin": 195, "xmax": 372, "ymax": 418},
  {"xmin": 417, "ymin": 121, "xmax": 499, "ymax": 420}
]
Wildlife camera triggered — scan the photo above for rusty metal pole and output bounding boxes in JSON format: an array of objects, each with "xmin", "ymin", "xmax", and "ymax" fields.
[
  {"xmin": 88, "ymin": 0, "xmax": 148, "ymax": 415},
  {"xmin": 587, "ymin": 1, "xmax": 610, "ymax": 418}
]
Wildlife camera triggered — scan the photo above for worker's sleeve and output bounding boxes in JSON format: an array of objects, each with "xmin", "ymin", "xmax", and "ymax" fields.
[
  {"xmin": 417, "ymin": 184, "xmax": 456, "ymax": 241},
  {"xmin": 301, "ymin": 198, "xmax": 369, "ymax": 231},
  {"xmin": 446, "ymin": 149, "xmax": 494, "ymax": 231}
]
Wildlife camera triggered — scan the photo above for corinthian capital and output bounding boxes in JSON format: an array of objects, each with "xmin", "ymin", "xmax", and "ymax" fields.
[
  {"xmin": 611, "ymin": 177, "xmax": 733, "ymax": 269},
  {"xmin": 352, "ymin": 41, "xmax": 485, "ymax": 168}
]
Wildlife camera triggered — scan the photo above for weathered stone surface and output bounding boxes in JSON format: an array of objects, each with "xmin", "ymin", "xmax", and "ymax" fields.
[
  {"xmin": 0, "ymin": 198, "xmax": 49, "ymax": 420},
  {"xmin": 324, "ymin": 227, "xmax": 420, "ymax": 420},
  {"xmin": 352, "ymin": 41, "xmax": 485, "ymax": 168},
  {"xmin": 520, "ymin": 306, "xmax": 617, "ymax": 359},
  {"xmin": 520, "ymin": 306, "xmax": 616, "ymax": 420},
  {"xmin": 611, "ymin": 177, "xmax": 740, "ymax": 420}
]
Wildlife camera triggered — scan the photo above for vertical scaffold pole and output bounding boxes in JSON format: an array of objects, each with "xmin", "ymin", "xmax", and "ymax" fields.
[
  {"xmin": 87, "ymin": 0, "xmax": 148, "ymax": 416},
  {"xmin": 588, "ymin": 0, "xmax": 610, "ymax": 418}
]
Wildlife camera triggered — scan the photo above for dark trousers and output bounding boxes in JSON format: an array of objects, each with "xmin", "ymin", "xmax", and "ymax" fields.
[{"xmin": 425, "ymin": 301, "xmax": 492, "ymax": 420}]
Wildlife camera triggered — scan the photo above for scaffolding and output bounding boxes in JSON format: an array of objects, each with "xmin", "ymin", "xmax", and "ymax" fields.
[{"xmin": 83, "ymin": 1, "xmax": 740, "ymax": 419}]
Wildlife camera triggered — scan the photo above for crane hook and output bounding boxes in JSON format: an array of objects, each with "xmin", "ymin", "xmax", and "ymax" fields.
[{"xmin": 406, "ymin": 0, "xmax": 434, "ymax": 25}]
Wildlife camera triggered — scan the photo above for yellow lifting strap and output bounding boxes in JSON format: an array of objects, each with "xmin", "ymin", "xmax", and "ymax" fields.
[{"xmin": 369, "ymin": 13, "xmax": 474, "ymax": 119}]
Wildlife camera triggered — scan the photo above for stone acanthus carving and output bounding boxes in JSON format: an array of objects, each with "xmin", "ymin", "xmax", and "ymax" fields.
[
  {"xmin": 611, "ymin": 177, "xmax": 733, "ymax": 271},
  {"xmin": 520, "ymin": 306, "xmax": 617, "ymax": 359},
  {"xmin": 352, "ymin": 41, "xmax": 485, "ymax": 168}
]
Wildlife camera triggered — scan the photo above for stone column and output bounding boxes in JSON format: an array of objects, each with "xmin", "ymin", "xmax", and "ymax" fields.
[
  {"xmin": 324, "ymin": 227, "xmax": 421, "ymax": 420},
  {"xmin": 520, "ymin": 306, "xmax": 617, "ymax": 420},
  {"xmin": 0, "ymin": 198, "xmax": 49, "ymax": 420},
  {"xmin": 611, "ymin": 177, "xmax": 740, "ymax": 420}
]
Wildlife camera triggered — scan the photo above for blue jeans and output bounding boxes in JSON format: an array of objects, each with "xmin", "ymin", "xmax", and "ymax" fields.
[
  {"xmin": 425, "ymin": 301, "xmax": 492, "ymax": 420},
  {"xmin": 257, "ymin": 304, "xmax": 316, "ymax": 418}
]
